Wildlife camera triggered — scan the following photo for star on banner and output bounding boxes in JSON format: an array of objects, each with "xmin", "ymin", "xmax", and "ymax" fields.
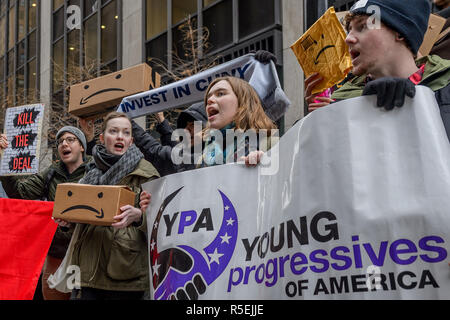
[
  {"xmin": 226, "ymin": 218, "xmax": 235, "ymax": 226},
  {"xmin": 152, "ymin": 262, "xmax": 161, "ymax": 276},
  {"xmin": 220, "ymin": 233, "xmax": 232, "ymax": 244}
]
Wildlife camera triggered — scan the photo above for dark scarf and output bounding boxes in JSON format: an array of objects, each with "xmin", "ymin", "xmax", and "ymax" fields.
[{"xmin": 79, "ymin": 144, "xmax": 144, "ymax": 186}]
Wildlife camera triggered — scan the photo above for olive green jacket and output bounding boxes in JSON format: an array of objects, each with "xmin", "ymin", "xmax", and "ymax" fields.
[
  {"xmin": 330, "ymin": 55, "xmax": 450, "ymax": 140},
  {"xmin": 0, "ymin": 159, "xmax": 91, "ymax": 259},
  {"xmin": 70, "ymin": 159, "xmax": 159, "ymax": 292}
]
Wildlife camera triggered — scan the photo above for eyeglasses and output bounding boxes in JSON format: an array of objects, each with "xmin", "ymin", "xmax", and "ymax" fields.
[{"xmin": 57, "ymin": 136, "xmax": 78, "ymax": 146}]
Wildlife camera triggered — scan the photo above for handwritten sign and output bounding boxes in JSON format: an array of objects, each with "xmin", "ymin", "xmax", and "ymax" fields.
[{"xmin": 0, "ymin": 104, "xmax": 44, "ymax": 176}]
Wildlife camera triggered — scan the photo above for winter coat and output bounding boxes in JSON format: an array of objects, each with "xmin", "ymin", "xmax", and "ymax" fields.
[
  {"xmin": 331, "ymin": 55, "xmax": 450, "ymax": 141},
  {"xmin": 70, "ymin": 159, "xmax": 159, "ymax": 292},
  {"xmin": 0, "ymin": 159, "xmax": 90, "ymax": 259},
  {"xmin": 200, "ymin": 126, "xmax": 273, "ymax": 168},
  {"xmin": 132, "ymin": 102, "xmax": 208, "ymax": 176}
]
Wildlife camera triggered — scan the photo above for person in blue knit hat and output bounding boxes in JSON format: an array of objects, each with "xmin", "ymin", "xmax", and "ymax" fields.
[{"xmin": 323, "ymin": 0, "xmax": 450, "ymax": 141}]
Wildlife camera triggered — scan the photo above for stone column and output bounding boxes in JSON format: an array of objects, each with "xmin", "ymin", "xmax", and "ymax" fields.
[
  {"xmin": 39, "ymin": 0, "xmax": 53, "ymax": 169},
  {"xmin": 122, "ymin": 0, "xmax": 146, "ymax": 129}
]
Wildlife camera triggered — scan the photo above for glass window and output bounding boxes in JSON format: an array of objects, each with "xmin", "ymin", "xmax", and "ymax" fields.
[
  {"xmin": 84, "ymin": 0, "xmax": 99, "ymax": 17},
  {"xmin": 7, "ymin": 75, "xmax": 13, "ymax": 103},
  {"xmin": 28, "ymin": 0, "xmax": 37, "ymax": 31},
  {"xmin": 239, "ymin": 0, "xmax": 275, "ymax": 39},
  {"xmin": 7, "ymin": 49, "xmax": 13, "ymax": 76},
  {"xmin": 84, "ymin": 13, "xmax": 98, "ymax": 66},
  {"xmin": 172, "ymin": 0, "xmax": 196, "ymax": 25},
  {"xmin": 53, "ymin": 0, "xmax": 65, "ymax": 11},
  {"xmin": 0, "ymin": 56, "xmax": 4, "ymax": 80},
  {"xmin": 27, "ymin": 58, "xmax": 37, "ymax": 99},
  {"xmin": 173, "ymin": 17, "xmax": 197, "ymax": 60},
  {"xmin": 146, "ymin": 0, "xmax": 167, "ymax": 40},
  {"xmin": 17, "ymin": 39, "xmax": 25, "ymax": 67},
  {"xmin": 53, "ymin": 7, "xmax": 64, "ymax": 40},
  {"xmin": 0, "ymin": 17, "xmax": 5, "ymax": 56},
  {"xmin": 8, "ymin": 7, "xmax": 15, "ymax": 50},
  {"xmin": 101, "ymin": 0, "xmax": 117, "ymax": 63},
  {"xmin": 203, "ymin": 0, "xmax": 218, "ymax": 8},
  {"xmin": 1, "ymin": 1, "xmax": 8, "ymax": 14},
  {"xmin": 146, "ymin": 33, "xmax": 168, "ymax": 74},
  {"xmin": 67, "ymin": 29, "xmax": 80, "ymax": 71},
  {"xmin": 28, "ymin": 30, "xmax": 36, "ymax": 58},
  {"xmin": 203, "ymin": 0, "xmax": 232, "ymax": 50},
  {"xmin": 16, "ymin": 66, "xmax": 24, "ymax": 103},
  {"xmin": 53, "ymin": 39, "xmax": 64, "ymax": 92}
]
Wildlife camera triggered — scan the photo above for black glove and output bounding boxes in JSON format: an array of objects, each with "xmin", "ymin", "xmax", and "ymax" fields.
[
  {"xmin": 254, "ymin": 50, "xmax": 277, "ymax": 65},
  {"xmin": 362, "ymin": 77, "xmax": 416, "ymax": 111}
]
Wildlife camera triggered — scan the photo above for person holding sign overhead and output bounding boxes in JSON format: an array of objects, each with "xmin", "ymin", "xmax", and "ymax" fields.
[
  {"xmin": 0, "ymin": 126, "xmax": 90, "ymax": 300},
  {"xmin": 54, "ymin": 112, "xmax": 159, "ymax": 300},
  {"xmin": 301, "ymin": 0, "xmax": 450, "ymax": 144}
]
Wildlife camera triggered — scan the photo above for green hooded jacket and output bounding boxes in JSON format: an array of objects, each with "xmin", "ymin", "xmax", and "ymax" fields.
[
  {"xmin": 70, "ymin": 159, "xmax": 159, "ymax": 292},
  {"xmin": 330, "ymin": 55, "xmax": 450, "ymax": 140}
]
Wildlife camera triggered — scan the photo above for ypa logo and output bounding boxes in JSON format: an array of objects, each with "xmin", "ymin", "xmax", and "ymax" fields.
[{"xmin": 149, "ymin": 187, "xmax": 238, "ymax": 300}]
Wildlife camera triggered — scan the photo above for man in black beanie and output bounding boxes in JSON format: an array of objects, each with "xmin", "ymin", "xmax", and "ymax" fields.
[{"xmin": 329, "ymin": 0, "xmax": 450, "ymax": 141}]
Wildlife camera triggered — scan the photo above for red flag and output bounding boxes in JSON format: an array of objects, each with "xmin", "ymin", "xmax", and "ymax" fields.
[{"xmin": 0, "ymin": 198, "xmax": 57, "ymax": 300}]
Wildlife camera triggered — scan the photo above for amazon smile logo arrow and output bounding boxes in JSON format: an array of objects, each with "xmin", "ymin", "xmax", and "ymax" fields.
[{"xmin": 80, "ymin": 88, "xmax": 126, "ymax": 105}]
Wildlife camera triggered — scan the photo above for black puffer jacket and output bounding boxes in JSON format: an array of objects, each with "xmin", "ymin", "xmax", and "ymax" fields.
[{"xmin": 132, "ymin": 102, "xmax": 208, "ymax": 176}]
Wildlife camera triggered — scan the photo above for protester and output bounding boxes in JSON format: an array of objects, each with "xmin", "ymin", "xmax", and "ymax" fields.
[
  {"xmin": 0, "ymin": 126, "xmax": 90, "ymax": 300},
  {"xmin": 200, "ymin": 76, "xmax": 277, "ymax": 167},
  {"xmin": 55, "ymin": 111, "xmax": 159, "ymax": 300},
  {"xmin": 131, "ymin": 50, "xmax": 277, "ymax": 176},
  {"xmin": 140, "ymin": 75, "xmax": 278, "ymax": 213},
  {"xmin": 131, "ymin": 103, "xmax": 208, "ymax": 176}
]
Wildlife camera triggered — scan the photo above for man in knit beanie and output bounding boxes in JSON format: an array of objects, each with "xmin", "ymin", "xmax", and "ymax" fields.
[
  {"xmin": 0, "ymin": 125, "xmax": 91, "ymax": 300},
  {"xmin": 328, "ymin": 0, "xmax": 450, "ymax": 141}
]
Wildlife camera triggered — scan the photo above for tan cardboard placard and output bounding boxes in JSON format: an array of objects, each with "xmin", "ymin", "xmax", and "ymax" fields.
[
  {"xmin": 52, "ymin": 183, "xmax": 136, "ymax": 226},
  {"xmin": 291, "ymin": 7, "xmax": 353, "ymax": 94},
  {"xmin": 69, "ymin": 63, "xmax": 161, "ymax": 118},
  {"xmin": 419, "ymin": 14, "xmax": 446, "ymax": 57}
]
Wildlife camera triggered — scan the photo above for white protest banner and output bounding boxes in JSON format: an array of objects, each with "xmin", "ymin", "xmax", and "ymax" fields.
[
  {"xmin": 118, "ymin": 54, "xmax": 290, "ymax": 121},
  {"xmin": 0, "ymin": 104, "xmax": 45, "ymax": 176},
  {"xmin": 143, "ymin": 86, "xmax": 449, "ymax": 300}
]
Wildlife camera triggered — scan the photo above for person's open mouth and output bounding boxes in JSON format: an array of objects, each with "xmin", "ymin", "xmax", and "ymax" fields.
[
  {"xmin": 350, "ymin": 49, "xmax": 361, "ymax": 61},
  {"xmin": 207, "ymin": 107, "xmax": 219, "ymax": 120},
  {"xmin": 62, "ymin": 150, "xmax": 72, "ymax": 157}
]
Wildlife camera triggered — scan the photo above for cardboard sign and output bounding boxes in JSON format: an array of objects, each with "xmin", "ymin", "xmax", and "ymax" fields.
[
  {"xmin": 52, "ymin": 183, "xmax": 136, "ymax": 226},
  {"xmin": 418, "ymin": 14, "xmax": 447, "ymax": 57},
  {"xmin": 69, "ymin": 63, "xmax": 161, "ymax": 118},
  {"xmin": 291, "ymin": 7, "xmax": 353, "ymax": 94},
  {"xmin": 0, "ymin": 104, "xmax": 44, "ymax": 176}
]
